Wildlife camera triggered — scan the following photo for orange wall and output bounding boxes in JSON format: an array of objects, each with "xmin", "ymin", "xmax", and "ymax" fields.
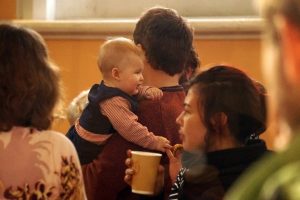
[
  {"xmin": 0, "ymin": 0, "xmax": 16, "ymax": 19},
  {"xmin": 195, "ymin": 40, "xmax": 262, "ymax": 81},
  {"xmin": 46, "ymin": 39, "xmax": 104, "ymax": 133}
]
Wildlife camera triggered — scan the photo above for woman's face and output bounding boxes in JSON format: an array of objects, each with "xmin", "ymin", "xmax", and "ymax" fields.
[{"xmin": 176, "ymin": 87, "xmax": 207, "ymax": 153}]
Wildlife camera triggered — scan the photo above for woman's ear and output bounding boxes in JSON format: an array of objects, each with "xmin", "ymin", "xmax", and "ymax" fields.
[
  {"xmin": 211, "ymin": 112, "xmax": 228, "ymax": 126},
  {"xmin": 219, "ymin": 112, "xmax": 228, "ymax": 126},
  {"xmin": 210, "ymin": 112, "xmax": 228, "ymax": 134},
  {"xmin": 111, "ymin": 67, "xmax": 120, "ymax": 80}
]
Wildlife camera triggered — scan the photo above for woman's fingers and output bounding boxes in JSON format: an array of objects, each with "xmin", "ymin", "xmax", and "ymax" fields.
[
  {"xmin": 166, "ymin": 149, "xmax": 175, "ymax": 160},
  {"xmin": 124, "ymin": 168, "xmax": 134, "ymax": 184},
  {"xmin": 125, "ymin": 168, "xmax": 135, "ymax": 176},
  {"xmin": 126, "ymin": 149, "xmax": 132, "ymax": 157},
  {"xmin": 125, "ymin": 158, "xmax": 132, "ymax": 167},
  {"xmin": 124, "ymin": 149, "xmax": 134, "ymax": 185}
]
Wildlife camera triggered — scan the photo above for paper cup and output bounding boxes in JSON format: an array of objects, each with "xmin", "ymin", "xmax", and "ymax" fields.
[{"xmin": 131, "ymin": 151, "xmax": 162, "ymax": 195}]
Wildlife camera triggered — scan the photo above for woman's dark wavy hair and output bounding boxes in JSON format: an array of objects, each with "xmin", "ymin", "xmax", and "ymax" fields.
[
  {"xmin": 133, "ymin": 6, "xmax": 193, "ymax": 76},
  {"xmin": 188, "ymin": 65, "xmax": 267, "ymax": 143},
  {"xmin": 0, "ymin": 24, "xmax": 60, "ymax": 132}
]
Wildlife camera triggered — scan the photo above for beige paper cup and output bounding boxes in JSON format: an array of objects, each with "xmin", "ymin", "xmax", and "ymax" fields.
[{"xmin": 131, "ymin": 151, "xmax": 162, "ymax": 195}]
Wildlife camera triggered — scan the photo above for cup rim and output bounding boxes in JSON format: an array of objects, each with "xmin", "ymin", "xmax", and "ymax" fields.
[{"xmin": 131, "ymin": 151, "xmax": 162, "ymax": 157}]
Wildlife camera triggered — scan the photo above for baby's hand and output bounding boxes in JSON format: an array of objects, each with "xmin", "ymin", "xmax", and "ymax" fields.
[
  {"xmin": 145, "ymin": 87, "xmax": 163, "ymax": 101},
  {"xmin": 155, "ymin": 136, "xmax": 172, "ymax": 152}
]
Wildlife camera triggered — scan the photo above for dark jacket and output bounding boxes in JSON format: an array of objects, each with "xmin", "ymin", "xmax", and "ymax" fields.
[{"xmin": 177, "ymin": 139, "xmax": 270, "ymax": 200}]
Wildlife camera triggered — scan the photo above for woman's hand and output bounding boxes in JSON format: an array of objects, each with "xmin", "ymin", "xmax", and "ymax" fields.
[
  {"xmin": 124, "ymin": 150, "xmax": 135, "ymax": 186},
  {"xmin": 166, "ymin": 148, "xmax": 182, "ymax": 183},
  {"xmin": 124, "ymin": 149, "xmax": 165, "ymax": 195}
]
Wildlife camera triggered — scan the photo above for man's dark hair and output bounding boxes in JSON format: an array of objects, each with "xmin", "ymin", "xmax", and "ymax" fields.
[{"xmin": 133, "ymin": 7, "xmax": 193, "ymax": 76}]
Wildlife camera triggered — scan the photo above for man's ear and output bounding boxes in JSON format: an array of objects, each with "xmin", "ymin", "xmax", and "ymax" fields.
[
  {"xmin": 136, "ymin": 43, "xmax": 144, "ymax": 51},
  {"xmin": 136, "ymin": 43, "xmax": 146, "ymax": 61},
  {"xmin": 111, "ymin": 67, "xmax": 120, "ymax": 80},
  {"xmin": 277, "ymin": 17, "xmax": 300, "ymax": 85}
]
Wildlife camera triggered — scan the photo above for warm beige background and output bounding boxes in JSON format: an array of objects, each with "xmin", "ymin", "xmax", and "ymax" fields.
[{"xmin": 0, "ymin": 0, "xmax": 276, "ymax": 149}]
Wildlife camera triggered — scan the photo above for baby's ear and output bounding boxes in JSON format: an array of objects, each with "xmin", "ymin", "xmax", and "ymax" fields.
[{"xmin": 111, "ymin": 67, "xmax": 120, "ymax": 80}]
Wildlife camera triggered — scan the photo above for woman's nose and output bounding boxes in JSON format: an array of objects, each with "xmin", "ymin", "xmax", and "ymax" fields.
[{"xmin": 176, "ymin": 112, "xmax": 183, "ymax": 125}]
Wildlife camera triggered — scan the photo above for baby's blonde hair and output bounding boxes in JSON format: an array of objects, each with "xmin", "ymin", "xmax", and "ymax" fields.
[{"xmin": 97, "ymin": 37, "xmax": 144, "ymax": 79}]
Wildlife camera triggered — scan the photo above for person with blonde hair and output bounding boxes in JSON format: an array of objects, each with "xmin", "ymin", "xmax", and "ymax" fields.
[
  {"xmin": 0, "ymin": 24, "xmax": 86, "ymax": 199},
  {"xmin": 66, "ymin": 37, "xmax": 171, "ymax": 165},
  {"xmin": 67, "ymin": 89, "xmax": 89, "ymax": 126}
]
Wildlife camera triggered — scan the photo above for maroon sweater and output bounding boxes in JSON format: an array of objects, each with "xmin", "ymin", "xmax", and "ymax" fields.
[{"xmin": 82, "ymin": 86, "xmax": 185, "ymax": 200}]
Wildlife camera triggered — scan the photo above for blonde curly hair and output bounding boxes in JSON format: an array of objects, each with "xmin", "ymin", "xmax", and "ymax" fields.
[{"xmin": 67, "ymin": 90, "xmax": 89, "ymax": 126}]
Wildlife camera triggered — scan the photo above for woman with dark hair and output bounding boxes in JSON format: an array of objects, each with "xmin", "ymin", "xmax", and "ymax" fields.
[
  {"xmin": 0, "ymin": 24, "xmax": 86, "ymax": 199},
  {"xmin": 125, "ymin": 65, "xmax": 270, "ymax": 200}
]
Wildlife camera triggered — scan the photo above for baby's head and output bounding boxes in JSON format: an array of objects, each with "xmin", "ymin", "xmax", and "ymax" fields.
[
  {"xmin": 98, "ymin": 37, "xmax": 145, "ymax": 95},
  {"xmin": 98, "ymin": 37, "xmax": 144, "ymax": 80}
]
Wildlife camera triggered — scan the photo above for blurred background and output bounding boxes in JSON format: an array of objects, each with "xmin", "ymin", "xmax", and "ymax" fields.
[{"xmin": 1, "ymin": 0, "xmax": 278, "ymax": 149}]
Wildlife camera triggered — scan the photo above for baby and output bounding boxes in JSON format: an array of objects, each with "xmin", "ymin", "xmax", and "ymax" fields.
[{"xmin": 66, "ymin": 37, "xmax": 171, "ymax": 164}]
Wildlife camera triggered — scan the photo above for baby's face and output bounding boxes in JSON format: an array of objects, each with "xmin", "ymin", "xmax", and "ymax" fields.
[{"xmin": 117, "ymin": 53, "xmax": 144, "ymax": 95}]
